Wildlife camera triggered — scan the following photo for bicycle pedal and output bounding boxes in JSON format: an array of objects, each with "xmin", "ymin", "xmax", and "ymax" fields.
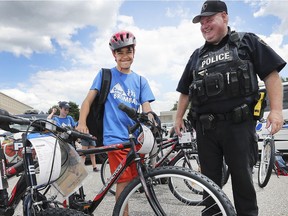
[{"xmin": 69, "ymin": 200, "xmax": 92, "ymax": 211}]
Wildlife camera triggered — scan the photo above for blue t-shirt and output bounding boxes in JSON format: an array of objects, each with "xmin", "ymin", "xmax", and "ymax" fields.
[
  {"xmin": 90, "ymin": 67, "xmax": 155, "ymax": 145},
  {"xmin": 53, "ymin": 115, "xmax": 76, "ymax": 128}
]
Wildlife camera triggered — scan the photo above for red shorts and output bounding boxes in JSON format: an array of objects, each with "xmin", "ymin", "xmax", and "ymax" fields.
[{"xmin": 108, "ymin": 146, "xmax": 142, "ymax": 183}]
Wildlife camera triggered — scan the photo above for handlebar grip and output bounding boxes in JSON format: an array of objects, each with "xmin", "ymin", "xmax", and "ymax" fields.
[
  {"xmin": 118, "ymin": 103, "xmax": 137, "ymax": 120},
  {"xmin": 66, "ymin": 129, "xmax": 96, "ymax": 141},
  {"xmin": 0, "ymin": 110, "xmax": 30, "ymax": 125}
]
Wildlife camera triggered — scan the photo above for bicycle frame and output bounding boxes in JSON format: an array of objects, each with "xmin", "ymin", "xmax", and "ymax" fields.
[
  {"xmin": 0, "ymin": 116, "xmax": 92, "ymax": 215},
  {"xmin": 73, "ymin": 122, "xmax": 165, "ymax": 215},
  {"xmin": 0, "ymin": 133, "xmax": 41, "ymax": 215},
  {"xmin": 152, "ymin": 136, "xmax": 197, "ymax": 168}
]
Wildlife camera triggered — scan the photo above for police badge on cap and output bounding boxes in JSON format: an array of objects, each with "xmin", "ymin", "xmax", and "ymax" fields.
[{"xmin": 192, "ymin": 0, "xmax": 228, "ymax": 23}]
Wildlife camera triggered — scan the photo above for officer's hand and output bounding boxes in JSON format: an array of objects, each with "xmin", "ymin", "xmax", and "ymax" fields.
[
  {"xmin": 266, "ymin": 110, "xmax": 283, "ymax": 135},
  {"xmin": 174, "ymin": 118, "xmax": 186, "ymax": 137}
]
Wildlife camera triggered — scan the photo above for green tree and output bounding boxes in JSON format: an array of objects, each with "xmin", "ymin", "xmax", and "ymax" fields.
[
  {"xmin": 47, "ymin": 101, "xmax": 80, "ymax": 121},
  {"xmin": 170, "ymin": 101, "xmax": 191, "ymax": 111},
  {"xmin": 171, "ymin": 101, "xmax": 178, "ymax": 111},
  {"xmin": 281, "ymin": 76, "xmax": 288, "ymax": 82},
  {"xmin": 68, "ymin": 101, "xmax": 80, "ymax": 121}
]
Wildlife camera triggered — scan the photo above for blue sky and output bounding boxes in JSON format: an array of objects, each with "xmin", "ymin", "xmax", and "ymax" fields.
[{"xmin": 0, "ymin": 0, "xmax": 288, "ymax": 115}]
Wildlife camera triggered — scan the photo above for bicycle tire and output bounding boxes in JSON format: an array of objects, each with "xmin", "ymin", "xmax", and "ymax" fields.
[
  {"xmin": 170, "ymin": 150, "xmax": 200, "ymax": 171},
  {"xmin": 221, "ymin": 159, "xmax": 230, "ymax": 187},
  {"xmin": 171, "ymin": 146, "xmax": 230, "ymax": 187},
  {"xmin": 100, "ymin": 155, "xmax": 116, "ymax": 195},
  {"xmin": 113, "ymin": 166, "xmax": 236, "ymax": 216},
  {"xmin": 258, "ymin": 137, "xmax": 275, "ymax": 188},
  {"xmin": 169, "ymin": 150, "xmax": 204, "ymax": 204},
  {"xmin": 36, "ymin": 207, "xmax": 89, "ymax": 216}
]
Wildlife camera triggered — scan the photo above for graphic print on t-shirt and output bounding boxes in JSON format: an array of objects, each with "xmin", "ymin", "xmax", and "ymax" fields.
[{"xmin": 111, "ymin": 83, "xmax": 138, "ymax": 105}]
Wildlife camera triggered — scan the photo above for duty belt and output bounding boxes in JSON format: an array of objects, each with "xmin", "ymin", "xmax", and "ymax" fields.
[
  {"xmin": 197, "ymin": 104, "xmax": 252, "ymax": 129},
  {"xmin": 213, "ymin": 113, "xmax": 234, "ymax": 121}
]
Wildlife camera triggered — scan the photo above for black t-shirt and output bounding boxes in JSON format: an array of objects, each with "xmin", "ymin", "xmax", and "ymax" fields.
[{"xmin": 177, "ymin": 28, "xmax": 286, "ymax": 113}]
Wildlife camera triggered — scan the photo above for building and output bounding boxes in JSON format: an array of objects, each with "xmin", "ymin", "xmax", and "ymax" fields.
[
  {"xmin": 0, "ymin": 92, "xmax": 33, "ymax": 114},
  {"xmin": 159, "ymin": 110, "xmax": 176, "ymax": 124},
  {"xmin": 159, "ymin": 109, "xmax": 189, "ymax": 127}
]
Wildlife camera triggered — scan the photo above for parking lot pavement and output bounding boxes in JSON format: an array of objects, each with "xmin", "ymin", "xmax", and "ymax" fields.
[
  {"xmin": 75, "ymin": 165, "xmax": 288, "ymax": 216},
  {"xmin": 222, "ymin": 167, "xmax": 288, "ymax": 216},
  {"xmin": 10, "ymin": 164, "xmax": 288, "ymax": 216},
  {"xmin": 87, "ymin": 166, "xmax": 288, "ymax": 216}
]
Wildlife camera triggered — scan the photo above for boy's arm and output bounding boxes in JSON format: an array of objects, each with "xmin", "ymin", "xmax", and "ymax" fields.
[
  {"xmin": 47, "ymin": 107, "xmax": 57, "ymax": 119},
  {"xmin": 142, "ymin": 101, "xmax": 153, "ymax": 113},
  {"xmin": 142, "ymin": 101, "xmax": 158, "ymax": 124}
]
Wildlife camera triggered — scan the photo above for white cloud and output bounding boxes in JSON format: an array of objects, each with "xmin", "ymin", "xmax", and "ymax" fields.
[
  {"xmin": 2, "ymin": 68, "xmax": 97, "ymax": 112},
  {"xmin": 0, "ymin": 0, "xmax": 122, "ymax": 57},
  {"xmin": 249, "ymin": 0, "xmax": 288, "ymax": 34},
  {"xmin": 1, "ymin": 0, "xmax": 288, "ymax": 116},
  {"xmin": 165, "ymin": 5, "xmax": 191, "ymax": 18}
]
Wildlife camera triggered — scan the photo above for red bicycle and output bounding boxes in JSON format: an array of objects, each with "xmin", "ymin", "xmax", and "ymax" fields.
[{"xmin": 0, "ymin": 105, "xmax": 236, "ymax": 215}]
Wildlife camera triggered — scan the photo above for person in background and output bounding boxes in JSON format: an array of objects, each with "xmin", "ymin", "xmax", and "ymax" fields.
[
  {"xmin": 174, "ymin": 1, "xmax": 286, "ymax": 215},
  {"xmin": 80, "ymin": 138, "xmax": 98, "ymax": 172},
  {"xmin": 48, "ymin": 101, "xmax": 76, "ymax": 128},
  {"xmin": 76, "ymin": 30, "xmax": 155, "ymax": 216}
]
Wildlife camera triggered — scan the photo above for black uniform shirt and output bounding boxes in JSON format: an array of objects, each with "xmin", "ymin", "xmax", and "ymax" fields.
[{"xmin": 177, "ymin": 27, "xmax": 287, "ymax": 113}]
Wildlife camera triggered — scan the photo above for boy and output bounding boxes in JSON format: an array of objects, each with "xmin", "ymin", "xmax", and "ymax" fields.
[{"xmin": 77, "ymin": 30, "xmax": 155, "ymax": 215}]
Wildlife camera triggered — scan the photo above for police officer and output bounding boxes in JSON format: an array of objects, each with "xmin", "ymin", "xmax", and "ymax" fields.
[{"xmin": 174, "ymin": 1, "xmax": 286, "ymax": 215}]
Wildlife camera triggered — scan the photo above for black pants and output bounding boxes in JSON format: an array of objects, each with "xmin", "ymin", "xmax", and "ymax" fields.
[{"xmin": 196, "ymin": 119, "xmax": 259, "ymax": 216}]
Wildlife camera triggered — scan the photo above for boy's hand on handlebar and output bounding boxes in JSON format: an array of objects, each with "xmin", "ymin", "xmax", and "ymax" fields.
[
  {"xmin": 76, "ymin": 123, "xmax": 90, "ymax": 134},
  {"xmin": 148, "ymin": 112, "xmax": 158, "ymax": 126}
]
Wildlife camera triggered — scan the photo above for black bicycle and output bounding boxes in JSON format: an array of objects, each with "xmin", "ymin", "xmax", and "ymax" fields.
[
  {"xmin": 100, "ymin": 120, "xmax": 199, "ymax": 196},
  {"xmin": 0, "ymin": 106, "xmax": 236, "ymax": 215},
  {"xmin": 69, "ymin": 104, "xmax": 236, "ymax": 215},
  {"xmin": 101, "ymin": 118, "xmax": 229, "ymax": 199},
  {"xmin": 0, "ymin": 109, "xmax": 89, "ymax": 216}
]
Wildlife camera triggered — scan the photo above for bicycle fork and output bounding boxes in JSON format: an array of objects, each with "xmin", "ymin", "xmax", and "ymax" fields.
[
  {"xmin": 137, "ymin": 163, "xmax": 165, "ymax": 216},
  {"xmin": 22, "ymin": 134, "xmax": 38, "ymax": 216}
]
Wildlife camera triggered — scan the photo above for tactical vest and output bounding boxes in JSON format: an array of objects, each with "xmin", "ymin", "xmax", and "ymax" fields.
[{"xmin": 189, "ymin": 32, "xmax": 258, "ymax": 107}]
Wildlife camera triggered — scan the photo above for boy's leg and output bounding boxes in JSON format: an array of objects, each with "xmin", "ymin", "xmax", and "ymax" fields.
[
  {"xmin": 116, "ymin": 181, "xmax": 129, "ymax": 216},
  {"xmin": 81, "ymin": 145, "xmax": 88, "ymax": 163},
  {"xmin": 89, "ymin": 146, "xmax": 98, "ymax": 171}
]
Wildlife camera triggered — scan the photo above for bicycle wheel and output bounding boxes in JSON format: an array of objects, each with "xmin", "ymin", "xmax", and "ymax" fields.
[
  {"xmin": 258, "ymin": 137, "xmax": 275, "ymax": 188},
  {"xmin": 172, "ymin": 150, "xmax": 230, "ymax": 186},
  {"xmin": 100, "ymin": 155, "xmax": 116, "ymax": 195},
  {"xmin": 113, "ymin": 166, "xmax": 236, "ymax": 216},
  {"xmin": 169, "ymin": 150, "xmax": 203, "ymax": 204},
  {"xmin": 37, "ymin": 208, "xmax": 89, "ymax": 216},
  {"xmin": 170, "ymin": 150, "xmax": 200, "ymax": 171},
  {"xmin": 221, "ymin": 158, "xmax": 230, "ymax": 187}
]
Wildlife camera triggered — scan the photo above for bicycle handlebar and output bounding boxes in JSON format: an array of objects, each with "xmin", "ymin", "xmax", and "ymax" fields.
[
  {"xmin": 0, "ymin": 109, "xmax": 31, "ymax": 125},
  {"xmin": 0, "ymin": 108, "xmax": 95, "ymax": 141},
  {"xmin": 118, "ymin": 103, "xmax": 138, "ymax": 120},
  {"xmin": 117, "ymin": 103, "xmax": 163, "ymax": 139},
  {"xmin": 65, "ymin": 128, "xmax": 95, "ymax": 140}
]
